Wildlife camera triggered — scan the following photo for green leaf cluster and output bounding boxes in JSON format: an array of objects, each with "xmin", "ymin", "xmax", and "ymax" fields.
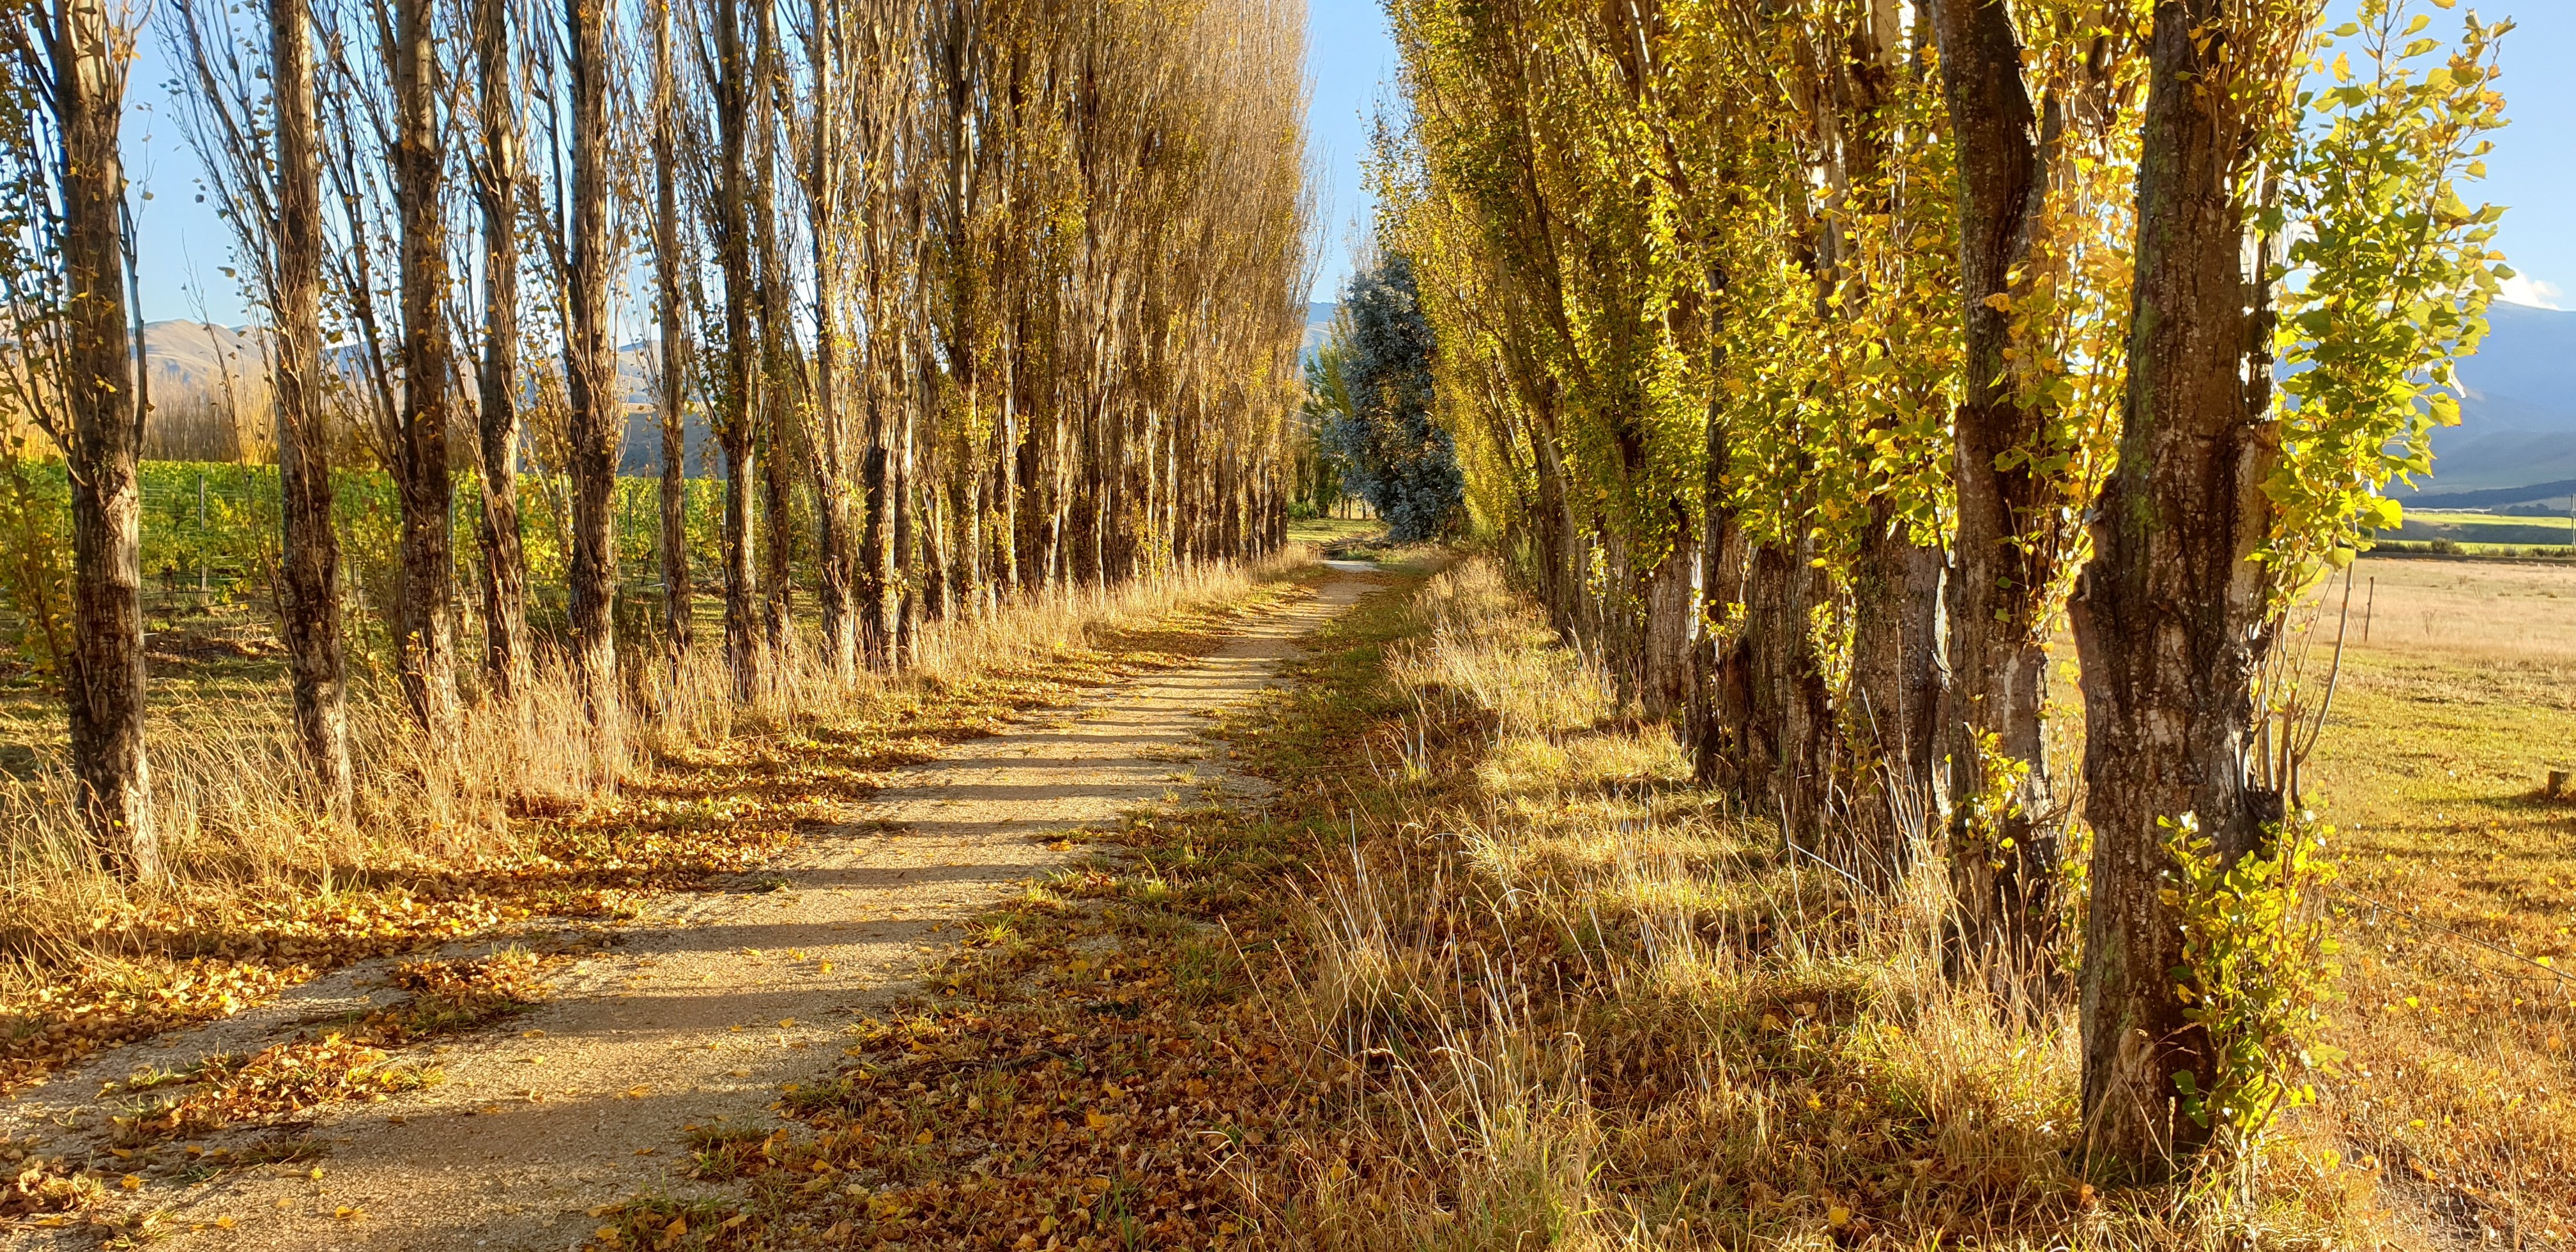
[
  {"xmin": 2268, "ymin": 0, "xmax": 2511, "ymax": 594},
  {"xmin": 2161, "ymin": 811, "xmax": 2346, "ymax": 1182}
]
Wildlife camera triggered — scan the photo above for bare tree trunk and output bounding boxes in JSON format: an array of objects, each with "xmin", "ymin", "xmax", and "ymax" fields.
[
  {"xmin": 1929, "ymin": 0, "xmax": 2058, "ymax": 960},
  {"xmin": 270, "ymin": 0, "xmax": 352, "ymax": 811},
  {"xmin": 1738, "ymin": 541, "xmax": 1793, "ymax": 814},
  {"xmin": 1781, "ymin": 534, "xmax": 1839, "ymax": 851},
  {"xmin": 806, "ymin": 0, "xmax": 858, "ymax": 678},
  {"xmin": 1687, "ymin": 393, "xmax": 1741, "ymax": 789},
  {"xmin": 1639, "ymin": 508, "xmax": 1694, "ymax": 721},
  {"xmin": 46, "ymin": 0, "xmax": 153, "ymax": 873},
  {"xmin": 711, "ymin": 0, "xmax": 762, "ymax": 699},
  {"xmin": 562, "ymin": 0, "xmax": 618, "ymax": 716},
  {"xmin": 390, "ymin": 0, "xmax": 457, "ymax": 735},
  {"xmin": 1846, "ymin": 505, "xmax": 1944, "ymax": 881},
  {"xmin": 859, "ymin": 441, "xmax": 887, "ymax": 660},
  {"xmin": 2070, "ymin": 0, "xmax": 2285, "ymax": 1176},
  {"xmin": 892, "ymin": 360, "xmax": 917, "ymax": 664},
  {"xmin": 753, "ymin": 0, "xmax": 793, "ymax": 657},
  {"xmin": 651, "ymin": 0, "xmax": 691, "ymax": 658},
  {"xmin": 472, "ymin": 0, "xmax": 529, "ymax": 702}
]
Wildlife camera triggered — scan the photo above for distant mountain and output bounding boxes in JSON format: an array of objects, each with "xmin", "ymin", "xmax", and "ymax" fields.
[
  {"xmin": 1302, "ymin": 302, "xmax": 1335, "ymax": 362},
  {"xmin": 139, "ymin": 321, "xmax": 268, "ymax": 401},
  {"xmin": 2406, "ymin": 301, "xmax": 2576, "ymax": 502},
  {"xmin": 134, "ymin": 319, "xmax": 715, "ymax": 475}
]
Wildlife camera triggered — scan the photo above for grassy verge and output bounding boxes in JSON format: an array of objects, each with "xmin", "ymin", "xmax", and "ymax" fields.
[
  {"xmin": 2305, "ymin": 636, "xmax": 2576, "ymax": 1244},
  {"xmin": 0, "ymin": 554, "xmax": 1317, "ymax": 1099},
  {"xmin": 622, "ymin": 556, "xmax": 2398, "ymax": 1251}
]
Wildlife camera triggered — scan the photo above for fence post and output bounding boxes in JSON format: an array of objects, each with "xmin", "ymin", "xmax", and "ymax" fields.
[{"xmin": 197, "ymin": 470, "xmax": 208, "ymax": 595}]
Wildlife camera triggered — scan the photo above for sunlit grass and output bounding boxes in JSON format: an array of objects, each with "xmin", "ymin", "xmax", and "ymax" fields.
[
  {"xmin": 0, "ymin": 548, "xmax": 1317, "ymax": 1089},
  {"xmin": 2302, "ymin": 555, "xmax": 2576, "ymax": 1243}
]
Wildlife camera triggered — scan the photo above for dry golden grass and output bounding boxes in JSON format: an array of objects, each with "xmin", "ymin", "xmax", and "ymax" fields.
[
  {"xmin": 0, "ymin": 551, "xmax": 1314, "ymax": 1088},
  {"xmin": 1254, "ymin": 560, "xmax": 2361, "ymax": 1251},
  {"xmin": 2327, "ymin": 554, "xmax": 2576, "ymax": 662},
  {"xmin": 2299, "ymin": 554, "xmax": 2576, "ymax": 1246}
]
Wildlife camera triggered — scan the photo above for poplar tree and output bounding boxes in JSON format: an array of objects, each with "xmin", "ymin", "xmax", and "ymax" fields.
[
  {"xmin": 649, "ymin": 0, "xmax": 691, "ymax": 658},
  {"xmin": 2074, "ymin": 0, "xmax": 2504, "ymax": 1172},
  {"xmin": 170, "ymin": 0, "xmax": 354, "ymax": 809},
  {"xmin": 558, "ymin": 0, "xmax": 621, "ymax": 715},
  {"xmin": 469, "ymin": 0, "xmax": 530, "ymax": 701},
  {"xmin": 0, "ymin": 0, "xmax": 153, "ymax": 871}
]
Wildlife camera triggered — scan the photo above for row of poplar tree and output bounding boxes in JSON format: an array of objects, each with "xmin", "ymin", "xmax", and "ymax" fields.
[
  {"xmin": 0, "ymin": 0, "xmax": 1309, "ymax": 876},
  {"xmin": 1383, "ymin": 0, "xmax": 2505, "ymax": 1177}
]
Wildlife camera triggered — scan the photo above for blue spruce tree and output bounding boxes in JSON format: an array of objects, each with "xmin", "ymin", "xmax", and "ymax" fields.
[{"xmin": 1321, "ymin": 252, "xmax": 1462, "ymax": 542}]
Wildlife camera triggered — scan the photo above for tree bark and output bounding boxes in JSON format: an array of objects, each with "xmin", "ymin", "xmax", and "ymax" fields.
[
  {"xmin": 562, "ymin": 0, "xmax": 619, "ymax": 717},
  {"xmin": 472, "ymin": 0, "xmax": 529, "ymax": 703},
  {"xmin": 391, "ymin": 0, "xmax": 457, "ymax": 735},
  {"xmin": 1638, "ymin": 504, "xmax": 1696, "ymax": 722},
  {"xmin": 1846, "ymin": 506, "xmax": 1945, "ymax": 881},
  {"xmin": 711, "ymin": 0, "xmax": 763, "ymax": 699},
  {"xmin": 806, "ymin": 0, "xmax": 858, "ymax": 678},
  {"xmin": 753, "ymin": 0, "xmax": 794, "ymax": 657},
  {"xmin": 1929, "ymin": 0, "xmax": 2059, "ymax": 959},
  {"xmin": 1689, "ymin": 390, "xmax": 1746, "ymax": 790},
  {"xmin": 48, "ymin": 0, "xmax": 153, "ymax": 873},
  {"xmin": 269, "ymin": 0, "xmax": 352, "ymax": 811},
  {"xmin": 1738, "ymin": 541, "xmax": 1793, "ymax": 813},
  {"xmin": 2070, "ymin": 0, "xmax": 2285, "ymax": 1177},
  {"xmin": 651, "ymin": 0, "xmax": 691, "ymax": 659}
]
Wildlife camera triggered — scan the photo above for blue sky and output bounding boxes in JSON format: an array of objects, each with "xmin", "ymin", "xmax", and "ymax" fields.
[
  {"xmin": 2441, "ymin": 1, "xmax": 2576, "ymax": 310},
  {"xmin": 123, "ymin": 1, "xmax": 2568, "ymax": 320},
  {"xmin": 1303, "ymin": 0, "xmax": 1400, "ymax": 303}
]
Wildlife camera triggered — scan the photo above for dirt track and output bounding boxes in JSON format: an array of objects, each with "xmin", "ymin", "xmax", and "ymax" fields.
[{"xmin": 5, "ymin": 573, "xmax": 1374, "ymax": 1250}]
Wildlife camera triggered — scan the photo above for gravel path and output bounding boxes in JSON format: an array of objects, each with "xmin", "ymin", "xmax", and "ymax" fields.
[{"xmin": 6, "ymin": 573, "xmax": 1373, "ymax": 1250}]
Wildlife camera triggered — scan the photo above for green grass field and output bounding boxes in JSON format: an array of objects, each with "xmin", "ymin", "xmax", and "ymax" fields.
[
  {"xmin": 2393, "ymin": 507, "xmax": 2576, "ymax": 552},
  {"xmin": 1286, "ymin": 514, "xmax": 1380, "ymax": 547}
]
